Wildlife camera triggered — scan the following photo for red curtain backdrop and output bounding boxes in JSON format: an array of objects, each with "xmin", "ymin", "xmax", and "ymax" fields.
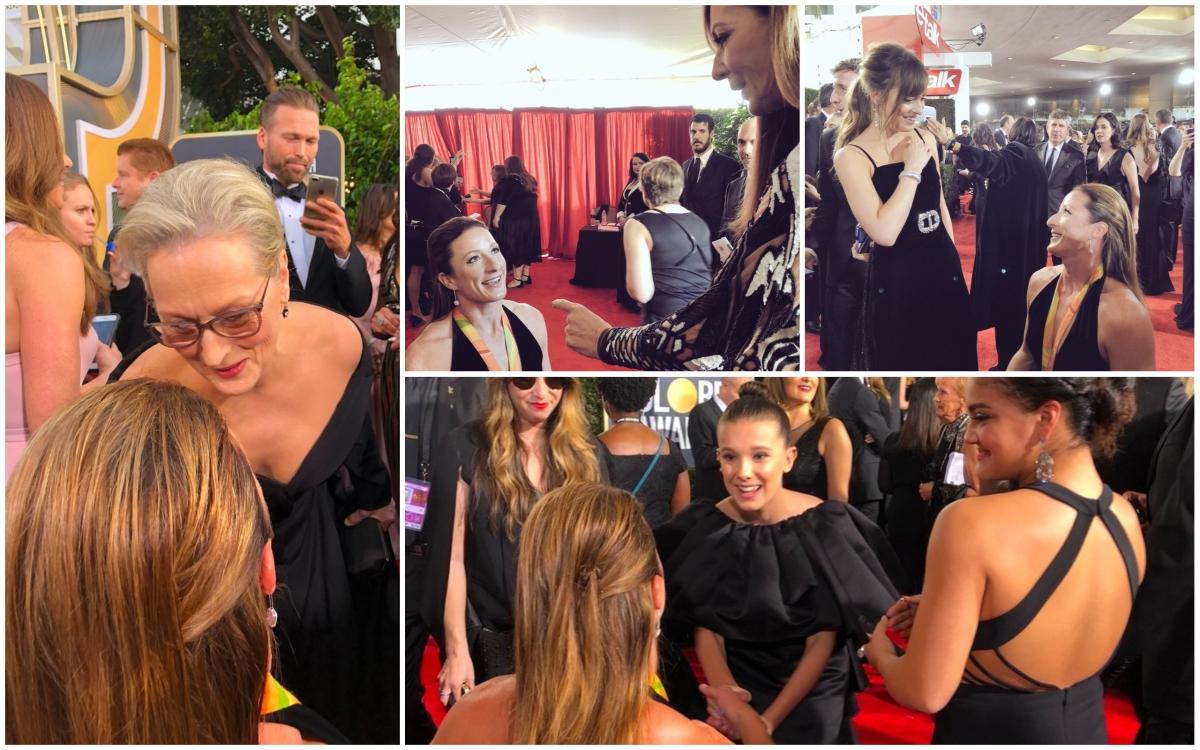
[
  {"xmin": 404, "ymin": 106, "xmax": 693, "ymax": 258},
  {"xmin": 597, "ymin": 108, "xmax": 695, "ymax": 211}
]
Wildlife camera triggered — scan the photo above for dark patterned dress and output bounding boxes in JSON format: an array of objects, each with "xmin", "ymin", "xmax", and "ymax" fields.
[{"xmin": 597, "ymin": 113, "xmax": 800, "ymax": 371}]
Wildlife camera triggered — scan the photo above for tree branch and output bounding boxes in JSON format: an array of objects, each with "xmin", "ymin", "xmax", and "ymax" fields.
[
  {"xmin": 315, "ymin": 6, "xmax": 346, "ymax": 58},
  {"xmin": 265, "ymin": 6, "xmax": 337, "ymax": 102},
  {"xmin": 228, "ymin": 7, "xmax": 277, "ymax": 93}
]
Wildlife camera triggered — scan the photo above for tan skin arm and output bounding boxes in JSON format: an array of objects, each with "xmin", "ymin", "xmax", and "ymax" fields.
[
  {"xmin": 1099, "ymin": 287, "xmax": 1156, "ymax": 370},
  {"xmin": 761, "ymin": 629, "xmax": 836, "ymax": 734},
  {"xmin": 834, "ymin": 135, "xmax": 929, "ymax": 247},
  {"xmin": 695, "ymin": 626, "xmax": 739, "ymax": 690},
  {"xmin": 1120, "ymin": 152, "xmax": 1141, "ymax": 233},
  {"xmin": 622, "ymin": 216, "xmax": 655, "ymax": 304},
  {"xmin": 438, "ymin": 475, "xmax": 476, "ymax": 705},
  {"xmin": 864, "ymin": 500, "xmax": 986, "ymax": 713},
  {"xmin": 818, "ymin": 418, "xmax": 853, "ymax": 503},
  {"xmin": 671, "ymin": 469, "xmax": 691, "ymax": 516},
  {"xmin": 1168, "ymin": 129, "xmax": 1193, "ymax": 177}
]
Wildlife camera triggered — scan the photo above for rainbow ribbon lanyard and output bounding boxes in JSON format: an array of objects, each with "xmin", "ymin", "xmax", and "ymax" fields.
[
  {"xmin": 261, "ymin": 675, "xmax": 300, "ymax": 715},
  {"xmin": 650, "ymin": 674, "xmax": 669, "ymax": 701},
  {"xmin": 1041, "ymin": 264, "xmax": 1104, "ymax": 370},
  {"xmin": 453, "ymin": 308, "xmax": 522, "ymax": 371}
]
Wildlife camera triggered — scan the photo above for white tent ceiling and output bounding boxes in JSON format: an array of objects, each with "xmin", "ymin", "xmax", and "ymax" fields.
[{"xmin": 404, "ymin": 5, "xmax": 746, "ymax": 110}]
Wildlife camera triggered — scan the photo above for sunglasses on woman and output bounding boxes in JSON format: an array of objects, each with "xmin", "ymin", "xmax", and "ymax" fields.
[{"xmin": 509, "ymin": 377, "xmax": 569, "ymax": 391}]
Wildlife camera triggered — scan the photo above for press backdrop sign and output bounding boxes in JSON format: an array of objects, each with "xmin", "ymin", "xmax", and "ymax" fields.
[
  {"xmin": 621, "ymin": 377, "xmax": 725, "ymax": 469},
  {"xmin": 927, "ymin": 68, "xmax": 962, "ymax": 96},
  {"xmin": 915, "ymin": 5, "xmax": 943, "ymax": 50}
]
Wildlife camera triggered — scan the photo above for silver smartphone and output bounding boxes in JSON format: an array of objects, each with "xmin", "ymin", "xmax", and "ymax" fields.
[
  {"xmin": 914, "ymin": 105, "xmax": 938, "ymax": 126},
  {"xmin": 304, "ymin": 174, "xmax": 340, "ymax": 212}
]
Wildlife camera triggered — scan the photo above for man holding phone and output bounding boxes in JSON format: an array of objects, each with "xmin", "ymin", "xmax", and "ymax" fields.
[{"xmin": 256, "ymin": 86, "xmax": 372, "ymax": 317}]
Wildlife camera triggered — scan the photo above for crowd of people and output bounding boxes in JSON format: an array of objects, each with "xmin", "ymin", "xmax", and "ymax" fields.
[
  {"xmin": 5, "ymin": 75, "xmax": 399, "ymax": 743},
  {"xmin": 806, "ymin": 42, "xmax": 1194, "ymax": 370},
  {"xmin": 407, "ymin": 375, "xmax": 1193, "ymax": 744},
  {"xmin": 405, "ymin": 5, "xmax": 802, "ymax": 371}
]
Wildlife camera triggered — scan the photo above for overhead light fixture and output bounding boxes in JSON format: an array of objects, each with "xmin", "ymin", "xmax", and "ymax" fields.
[
  {"xmin": 1180, "ymin": 68, "xmax": 1195, "ymax": 85},
  {"xmin": 1027, "ymin": 96, "xmax": 1036, "ymax": 107},
  {"xmin": 976, "ymin": 101, "xmax": 991, "ymax": 117},
  {"xmin": 1099, "ymin": 83, "xmax": 1113, "ymax": 95},
  {"xmin": 946, "ymin": 22, "xmax": 987, "ymax": 49}
]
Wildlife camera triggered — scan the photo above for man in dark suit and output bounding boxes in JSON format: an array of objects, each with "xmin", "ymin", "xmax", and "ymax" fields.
[
  {"xmin": 680, "ymin": 113, "xmax": 743, "ymax": 238},
  {"xmin": 804, "ymin": 83, "xmax": 834, "ymax": 177},
  {"xmin": 688, "ymin": 377, "xmax": 751, "ymax": 504},
  {"xmin": 1157, "ymin": 109, "xmax": 1182, "ymax": 270},
  {"xmin": 994, "ymin": 114, "xmax": 1013, "ymax": 147},
  {"xmin": 256, "ymin": 86, "xmax": 372, "ymax": 317},
  {"xmin": 827, "ymin": 377, "xmax": 894, "ymax": 523},
  {"xmin": 1037, "ymin": 110, "xmax": 1086, "ymax": 218},
  {"xmin": 720, "ymin": 117, "xmax": 756, "ymax": 247}
]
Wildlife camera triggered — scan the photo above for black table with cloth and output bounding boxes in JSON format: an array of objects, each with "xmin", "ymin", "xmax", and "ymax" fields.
[{"xmin": 570, "ymin": 225, "xmax": 638, "ymax": 311}]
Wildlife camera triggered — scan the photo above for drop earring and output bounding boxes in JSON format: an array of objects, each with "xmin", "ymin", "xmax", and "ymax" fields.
[
  {"xmin": 282, "ymin": 303, "xmax": 290, "ymax": 319},
  {"xmin": 266, "ymin": 594, "xmax": 278, "ymax": 628},
  {"xmin": 1034, "ymin": 437, "xmax": 1055, "ymax": 484},
  {"xmin": 452, "ymin": 291, "xmax": 459, "ymax": 307}
]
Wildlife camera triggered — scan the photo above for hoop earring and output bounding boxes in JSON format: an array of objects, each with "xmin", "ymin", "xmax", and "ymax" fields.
[
  {"xmin": 1034, "ymin": 437, "xmax": 1055, "ymax": 484},
  {"xmin": 266, "ymin": 594, "xmax": 279, "ymax": 628}
]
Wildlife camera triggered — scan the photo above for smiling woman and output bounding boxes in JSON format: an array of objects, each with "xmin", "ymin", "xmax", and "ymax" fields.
[
  {"xmin": 106, "ymin": 157, "xmax": 399, "ymax": 742},
  {"xmin": 405, "ymin": 216, "xmax": 551, "ymax": 371}
]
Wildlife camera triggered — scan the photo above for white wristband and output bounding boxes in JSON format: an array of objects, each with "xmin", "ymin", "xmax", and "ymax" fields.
[{"xmin": 900, "ymin": 170, "xmax": 922, "ymax": 183}]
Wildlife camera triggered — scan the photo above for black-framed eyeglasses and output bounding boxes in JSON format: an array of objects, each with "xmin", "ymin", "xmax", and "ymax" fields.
[
  {"xmin": 145, "ymin": 276, "xmax": 273, "ymax": 349},
  {"xmin": 509, "ymin": 377, "xmax": 569, "ymax": 391}
]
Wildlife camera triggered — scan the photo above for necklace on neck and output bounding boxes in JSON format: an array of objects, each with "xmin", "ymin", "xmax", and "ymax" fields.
[{"xmin": 614, "ymin": 417, "xmax": 642, "ymax": 425}]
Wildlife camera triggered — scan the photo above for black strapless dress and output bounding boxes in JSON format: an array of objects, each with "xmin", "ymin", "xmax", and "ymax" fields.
[
  {"xmin": 784, "ymin": 416, "xmax": 831, "ymax": 498},
  {"xmin": 657, "ymin": 501, "xmax": 905, "ymax": 743},
  {"xmin": 448, "ymin": 305, "xmax": 544, "ymax": 371}
]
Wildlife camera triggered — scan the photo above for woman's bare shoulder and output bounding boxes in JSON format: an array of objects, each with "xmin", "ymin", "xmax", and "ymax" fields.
[
  {"xmin": 405, "ymin": 317, "xmax": 453, "ymax": 371},
  {"xmin": 290, "ymin": 302, "xmax": 363, "ymax": 371},
  {"xmin": 643, "ymin": 701, "xmax": 730, "ymax": 745},
  {"xmin": 431, "ymin": 675, "xmax": 515, "ymax": 744},
  {"xmin": 118, "ymin": 343, "xmax": 190, "ymax": 383}
]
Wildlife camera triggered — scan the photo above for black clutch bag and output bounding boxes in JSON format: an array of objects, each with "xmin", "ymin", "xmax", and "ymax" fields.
[{"xmin": 340, "ymin": 518, "xmax": 393, "ymax": 576}]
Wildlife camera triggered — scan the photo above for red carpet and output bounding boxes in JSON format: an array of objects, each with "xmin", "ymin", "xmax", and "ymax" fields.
[
  {"xmin": 416, "ymin": 637, "xmax": 1140, "ymax": 743},
  {"xmin": 404, "ymin": 255, "xmax": 643, "ymax": 371},
  {"xmin": 806, "ymin": 210, "xmax": 1193, "ymax": 371}
]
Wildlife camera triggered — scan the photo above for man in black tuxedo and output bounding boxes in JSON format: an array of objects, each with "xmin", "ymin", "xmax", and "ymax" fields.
[
  {"xmin": 804, "ymin": 83, "xmax": 834, "ymax": 177},
  {"xmin": 1157, "ymin": 109, "xmax": 1182, "ymax": 270},
  {"xmin": 680, "ymin": 113, "xmax": 743, "ymax": 239},
  {"xmin": 256, "ymin": 86, "xmax": 372, "ymax": 317},
  {"xmin": 994, "ymin": 114, "xmax": 1013, "ymax": 147},
  {"xmin": 827, "ymin": 377, "xmax": 893, "ymax": 523},
  {"xmin": 688, "ymin": 377, "xmax": 751, "ymax": 504},
  {"xmin": 1037, "ymin": 110, "xmax": 1086, "ymax": 219}
]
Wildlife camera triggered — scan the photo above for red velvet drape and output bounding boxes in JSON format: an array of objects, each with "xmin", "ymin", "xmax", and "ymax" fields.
[{"xmin": 404, "ymin": 106, "xmax": 693, "ymax": 258}]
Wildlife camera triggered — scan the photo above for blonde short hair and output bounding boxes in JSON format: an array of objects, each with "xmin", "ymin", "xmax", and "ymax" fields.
[
  {"xmin": 637, "ymin": 156, "xmax": 684, "ymax": 207},
  {"xmin": 117, "ymin": 158, "xmax": 284, "ymax": 278}
]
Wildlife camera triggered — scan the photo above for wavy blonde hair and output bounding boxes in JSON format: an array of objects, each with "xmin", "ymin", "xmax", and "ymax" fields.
[
  {"xmin": 6, "ymin": 380, "xmax": 272, "ymax": 744},
  {"xmin": 6, "ymin": 74, "xmax": 109, "ymax": 333},
  {"xmin": 511, "ymin": 483, "xmax": 658, "ymax": 744},
  {"xmin": 1124, "ymin": 113, "xmax": 1159, "ymax": 169},
  {"xmin": 475, "ymin": 379, "xmax": 601, "ymax": 539}
]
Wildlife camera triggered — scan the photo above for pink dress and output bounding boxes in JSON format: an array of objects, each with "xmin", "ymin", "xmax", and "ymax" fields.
[{"xmin": 5, "ymin": 222, "xmax": 102, "ymax": 476}]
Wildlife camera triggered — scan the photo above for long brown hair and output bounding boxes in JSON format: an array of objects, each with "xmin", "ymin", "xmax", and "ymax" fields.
[
  {"xmin": 6, "ymin": 380, "xmax": 272, "ymax": 744},
  {"xmin": 704, "ymin": 5, "xmax": 800, "ymax": 241},
  {"xmin": 1072, "ymin": 183, "xmax": 1143, "ymax": 301},
  {"xmin": 896, "ymin": 378, "xmax": 941, "ymax": 456},
  {"xmin": 5, "ymin": 74, "xmax": 109, "ymax": 333},
  {"xmin": 511, "ymin": 483, "xmax": 658, "ymax": 744},
  {"xmin": 504, "ymin": 155, "xmax": 538, "ymax": 193},
  {"xmin": 1124, "ymin": 113, "xmax": 1158, "ymax": 168},
  {"xmin": 475, "ymin": 378, "xmax": 602, "ymax": 539},
  {"xmin": 765, "ymin": 377, "xmax": 828, "ymax": 421},
  {"xmin": 353, "ymin": 182, "xmax": 400, "ymax": 249},
  {"xmin": 836, "ymin": 43, "xmax": 927, "ymax": 150}
]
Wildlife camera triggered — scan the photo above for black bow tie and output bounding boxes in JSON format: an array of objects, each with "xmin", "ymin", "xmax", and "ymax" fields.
[{"xmin": 269, "ymin": 176, "xmax": 305, "ymax": 202}]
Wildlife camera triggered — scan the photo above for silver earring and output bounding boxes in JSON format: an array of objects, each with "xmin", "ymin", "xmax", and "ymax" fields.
[
  {"xmin": 281, "ymin": 303, "xmax": 289, "ymax": 319},
  {"xmin": 452, "ymin": 291, "xmax": 459, "ymax": 307},
  {"xmin": 872, "ymin": 103, "xmax": 881, "ymax": 130},
  {"xmin": 266, "ymin": 594, "xmax": 278, "ymax": 628},
  {"xmin": 1034, "ymin": 438, "xmax": 1055, "ymax": 483}
]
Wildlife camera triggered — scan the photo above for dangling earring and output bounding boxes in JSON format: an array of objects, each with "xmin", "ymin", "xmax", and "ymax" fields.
[
  {"xmin": 452, "ymin": 291, "xmax": 459, "ymax": 307},
  {"xmin": 266, "ymin": 594, "xmax": 278, "ymax": 628},
  {"xmin": 282, "ymin": 303, "xmax": 290, "ymax": 319},
  {"xmin": 872, "ymin": 103, "xmax": 881, "ymax": 131},
  {"xmin": 1034, "ymin": 437, "xmax": 1055, "ymax": 483}
]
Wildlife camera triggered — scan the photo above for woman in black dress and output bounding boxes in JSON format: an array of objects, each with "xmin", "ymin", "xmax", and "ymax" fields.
[
  {"xmin": 405, "ymin": 217, "xmax": 551, "ymax": 371},
  {"xmin": 597, "ymin": 378, "xmax": 689, "ymax": 527},
  {"xmin": 422, "ymin": 377, "xmax": 607, "ymax": 704},
  {"xmin": 617, "ymin": 151, "xmax": 651, "ymax": 219},
  {"xmin": 833, "ymin": 43, "xmax": 977, "ymax": 370},
  {"xmin": 622, "ymin": 156, "xmax": 713, "ymax": 323},
  {"xmin": 963, "ymin": 123, "xmax": 998, "ymax": 247},
  {"xmin": 112, "ymin": 159, "xmax": 397, "ymax": 743},
  {"xmin": 866, "ymin": 378, "xmax": 1145, "ymax": 744},
  {"xmin": 1085, "ymin": 112, "xmax": 1140, "ymax": 232},
  {"xmin": 1127, "ymin": 113, "xmax": 1172, "ymax": 295},
  {"xmin": 878, "ymin": 378, "xmax": 940, "ymax": 593},
  {"xmin": 1167, "ymin": 126, "xmax": 1194, "ymax": 330},
  {"xmin": 1008, "ymin": 184, "xmax": 1155, "ymax": 370},
  {"xmin": 557, "ymin": 6, "xmax": 800, "ymax": 370},
  {"xmin": 492, "ymin": 155, "xmax": 541, "ymax": 288},
  {"xmin": 405, "ymin": 144, "xmax": 440, "ymax": 325},
  {"xmin": 658, "ymin": 390, "xmax": 903, "ymax": 742},
  {"xmin": 764, "ymin": 377, "xmax": 851, "ymax": 501}
]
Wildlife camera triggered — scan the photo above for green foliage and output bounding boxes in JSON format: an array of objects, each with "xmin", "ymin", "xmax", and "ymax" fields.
[
  {"xmin": 579, "ymin": 378, "xmax": 605, "ymax": 435},
  {"xmin": 184, "ymin": 41, "xmax": 398, "ymax": 228},
  {"xmin": 941, "ymin": 160, "xmax": 960, "ymax": 219},
  {"xmin": 696, "ymin": 104, "xmax": 753, "ymax": 159}
]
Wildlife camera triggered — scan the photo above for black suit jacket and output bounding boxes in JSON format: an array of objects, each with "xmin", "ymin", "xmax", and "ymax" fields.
[
  {"xmin": 256, "ymin": 167, "xmax": 373, "ymax": 317},
  {"xmin": 994, "ymin": 128, "xmax": 1008, "ymax": 148},
  {"xmin": 804, "ymin": 111, "xmax": 827, "ymax": 176},
  {"xmin": 720, "ymin": 171, "xmax": 747, "ymax": 241},
  {"xmin": 827, "ymin": 378, "xmax": 894, "ymax": 505},
  {"xmin": 680, "ymin": 150, "xmax": 742, "ymax": 238},
  {"xmin": 1036, "ymin": 139, "xmax": 1086, "ymax": 217},
  {"xmin": 1160, "ymin": 125, "xmax": 1182, "ymax": 168},
  {"xmin": 687, "ymin": 398, "xmax": 725, "ymax": 504}
]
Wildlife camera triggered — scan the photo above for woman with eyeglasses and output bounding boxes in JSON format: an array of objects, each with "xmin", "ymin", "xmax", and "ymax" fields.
[
  {"xmin": 423, "ymin": 377, "xmax": 607, "ymax": 707},
  {"xmin": 108, "ymin": 158, "xmax": 398, "ymax": 743}
]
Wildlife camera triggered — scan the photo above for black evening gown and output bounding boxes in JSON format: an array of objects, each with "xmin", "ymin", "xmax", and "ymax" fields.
[
  {"xmin": 619, "ymin": 179, "xmax": 649, "ymax": 217},
  {"xmin": 878, "ymin": 433, "xmax": 935, "ymax": 594},
  {"xmin": 1085, "ymin": 147, "xmax": 1133, "ymax": 215},
  {"xmin": 492, "ymin": 175, "xmax": 542, "ymax": 267},
  {"xmin": 110, "ymin": 336, "xmax": 399, "ymax": 744},
  {"xmin": 448, "ymin": 305, "xmax": 545, "ymax": 372},
  {"xmin": 850, "ymin": 140, "xmax": 977, "ymax": 369},
  {"xmin": 783, "ymin": 416, "xmax": 831, "ymax": 498},
  {"xmin": 1137, "ymin": 159, "xmax": 1174, "ymax": 295},
  {"xmin": 602, "ymin": 438, "xmax": 689, "ymax": 528},
  {"xmin": 658, "ymin": 501, "xmax": 905, "ymax": 743}
]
